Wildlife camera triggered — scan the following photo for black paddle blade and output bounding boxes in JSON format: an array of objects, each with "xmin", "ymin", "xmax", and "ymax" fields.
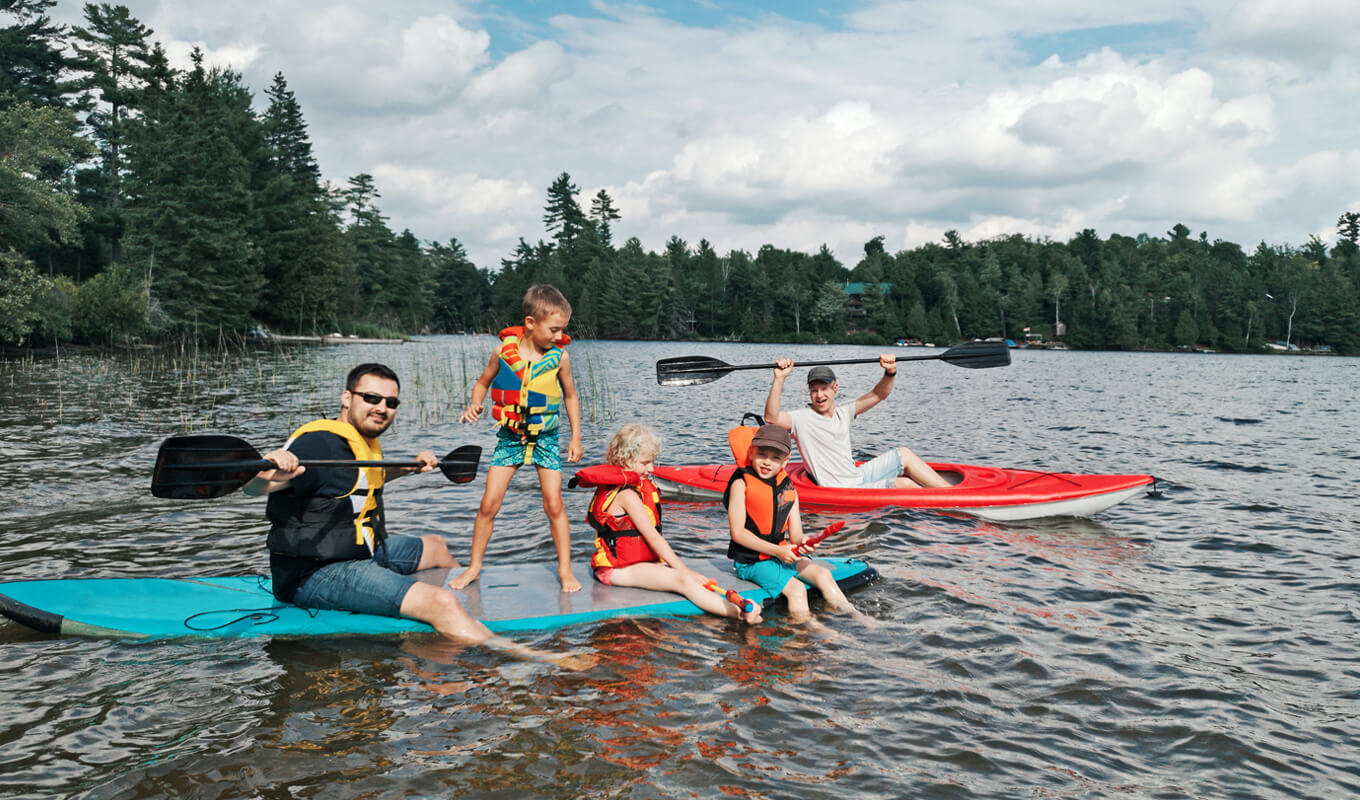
[
  {"xmin": 439, "ymin": 445, "xmax": 482, "ymax": 484},
  {"xmin": 941, "ymin": 341, "xmax": 1012, "ymax": 369},
  {"xmin": 656, "ymin": 355, "xmax": 733, "ymax": 386},
  {"xmin": 151, "ymin": 434, "xmax": 263, "ymax": 500}
]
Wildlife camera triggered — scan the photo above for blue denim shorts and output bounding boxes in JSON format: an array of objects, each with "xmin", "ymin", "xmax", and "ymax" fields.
[
  {"xmin": 292, "ymin": 534, "xmax": 426, "ymax": 618},
  {"xmin": 734, "ymin": 558, "xmax": 801, "ymax": 593},
  {"xmin": 489, "ymin": 426, "xmax": 561, "ymax": 470},
  {"xmin": 855, "ymin": 448, "xmax": 904, "ymax": 489}
]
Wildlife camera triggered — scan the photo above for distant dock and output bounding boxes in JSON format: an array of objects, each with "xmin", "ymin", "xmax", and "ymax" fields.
[{"xmin": 260, "ymin": 334, "xmax": 405, "ymax": 345}]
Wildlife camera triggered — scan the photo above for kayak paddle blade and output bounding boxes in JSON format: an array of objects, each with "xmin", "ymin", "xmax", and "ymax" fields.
[
  {"xmin": 656, "ymin": 356, "xmax": 733, "ymax": 386},
  {"xmin": 151, "ymin": 434, "xmax": 264, "ymax": 500},
  {"xmin": 439, "ymin": 445, "xmax": 482, "ymax": 484},
  {"xmin": 941, "ymin": 341, "xmax": 1011, "ymax": 369}
]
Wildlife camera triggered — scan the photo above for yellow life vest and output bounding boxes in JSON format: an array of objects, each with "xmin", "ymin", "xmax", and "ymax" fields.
[{"xmin": 286, "ymin": 419, "xmax": 385, "ymax": 548}]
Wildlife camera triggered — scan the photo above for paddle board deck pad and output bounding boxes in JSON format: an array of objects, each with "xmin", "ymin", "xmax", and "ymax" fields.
[
  {"xmin": 651, "ymin": 461, "xmax": 1154, "ymax": 521},
  {"xmin": 0, "ymin": 557, "xmax": 876, "ymax": 639}
]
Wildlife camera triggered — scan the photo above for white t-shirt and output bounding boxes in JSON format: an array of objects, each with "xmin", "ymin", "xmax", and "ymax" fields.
[{"xmin": 787, "ymin": 403, "xmax": 861, "ymax": 487}]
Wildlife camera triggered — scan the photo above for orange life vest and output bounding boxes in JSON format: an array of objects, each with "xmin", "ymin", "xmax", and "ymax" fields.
[
  {"xmin": 722, "ymin": 426, "xmax": 797, "ymax": 564},
  {"xmin": 575, "ymin": 464, "xmax": 663, "ymax": 570}
]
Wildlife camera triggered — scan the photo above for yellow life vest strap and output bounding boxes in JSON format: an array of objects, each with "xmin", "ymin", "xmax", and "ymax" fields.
[{"xmin": 287, "ymin": 419, "xmax": 385, "ymax": 547}]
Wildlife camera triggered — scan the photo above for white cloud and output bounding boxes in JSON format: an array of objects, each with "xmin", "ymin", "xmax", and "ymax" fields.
[{"xmin": 48, "ymin": 1, "xmax": 1360, "ymax": 268}]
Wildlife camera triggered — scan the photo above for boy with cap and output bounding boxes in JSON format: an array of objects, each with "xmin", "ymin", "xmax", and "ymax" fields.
[
  {"xmin": 764, "ymin": 355, "xmax": 950, "ymax": 489},
  {"xmin": 723, "ymin": 424, "xmax": 859, "ymax": 621}
]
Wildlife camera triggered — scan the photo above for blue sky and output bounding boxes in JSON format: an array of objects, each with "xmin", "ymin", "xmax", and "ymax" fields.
[{"xmin": 49, "ymin": 1, "xmax": 1360, "ymax": 270}]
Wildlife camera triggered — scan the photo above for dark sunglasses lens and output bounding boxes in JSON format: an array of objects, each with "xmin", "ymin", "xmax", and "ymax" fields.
[{"xmin": 357, "ymin": 391, "xmax": 400, "ymax": 408}]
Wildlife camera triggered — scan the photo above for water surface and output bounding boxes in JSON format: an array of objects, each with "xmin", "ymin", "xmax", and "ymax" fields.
[{"xmin": 2, "ymin": 339, "xmax": 1356, "ymax": 798}]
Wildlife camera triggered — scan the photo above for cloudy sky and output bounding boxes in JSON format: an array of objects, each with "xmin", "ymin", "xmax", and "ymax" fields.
[{"xmin": 52, "ymin": 0, "xmax": 1360, "ymax": 270}]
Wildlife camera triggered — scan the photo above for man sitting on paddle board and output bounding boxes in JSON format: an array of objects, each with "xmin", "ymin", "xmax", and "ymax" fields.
[
  {"xmin": 243, "ymin": 363, "xmax": 550, "ymax": 657},
  {"xmin": 764, "ymin": 356, "xmax": 950, "ymax": 489}
]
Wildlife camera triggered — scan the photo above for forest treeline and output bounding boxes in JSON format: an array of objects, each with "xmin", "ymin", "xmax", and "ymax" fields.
[{"xmin": 4, "ymin": 1, "xmax": 1359, "ymax": 354}]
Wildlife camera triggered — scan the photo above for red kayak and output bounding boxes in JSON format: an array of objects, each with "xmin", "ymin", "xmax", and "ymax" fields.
[{"xmin": 650, "ymin": 461, "xmax": 1154, "ymax": 522}]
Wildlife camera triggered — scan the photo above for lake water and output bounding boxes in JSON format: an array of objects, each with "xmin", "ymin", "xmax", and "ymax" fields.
[{"xmin": 2, "ymin": 338, "xmax": 1357, "ymax": 799}]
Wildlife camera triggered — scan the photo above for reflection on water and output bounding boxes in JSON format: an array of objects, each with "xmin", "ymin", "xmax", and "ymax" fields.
[{"xmin": 2, "ymin": 340, "xmax": 1358, "ymax": 798}]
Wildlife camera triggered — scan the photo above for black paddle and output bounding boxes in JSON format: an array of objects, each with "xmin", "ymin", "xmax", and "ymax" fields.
[
  {"xmin": 656, "ymin": 340, "xmax": 1011, "ymax": 386},
  {"xmin": 151, "ymin": 434, "xmax": 482, "ymax": 499}
]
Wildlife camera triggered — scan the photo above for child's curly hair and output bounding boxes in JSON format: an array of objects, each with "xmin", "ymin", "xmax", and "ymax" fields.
[{"xmin": 607, "ymin": 423, "xmax": 661, "ymax": 468}]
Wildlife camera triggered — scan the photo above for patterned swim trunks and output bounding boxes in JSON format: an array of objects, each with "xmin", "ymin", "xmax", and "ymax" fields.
[{"xmin": 489, "ymin": 426, "xmax": 562, "ymax": 470}]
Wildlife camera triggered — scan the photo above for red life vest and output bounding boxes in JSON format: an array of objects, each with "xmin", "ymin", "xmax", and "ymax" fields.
[
  {"xmin": 722, "ymin": 426, "xmax": 796, "ymax": 563},
  {"xmin": 574, "ymin": 464, "xmax": 663, "ymax": 570}
]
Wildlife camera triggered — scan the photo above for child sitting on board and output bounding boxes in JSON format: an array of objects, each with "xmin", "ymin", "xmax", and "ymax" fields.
[
  {"xmin": 574, "ymin": 423, "xmax": 762, "ymax": 625},
  {"xmin": 723, "ymin": 423, "xmax": 859, "ymax": 622},
  {"xmin": 454, "ymin": 284, "xmax": 583, "ymax": 592}
]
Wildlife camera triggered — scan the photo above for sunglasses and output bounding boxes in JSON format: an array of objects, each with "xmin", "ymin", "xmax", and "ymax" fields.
[{"xmin": 350, "ymin": 390, "xmax": 401, "ymax": 409}]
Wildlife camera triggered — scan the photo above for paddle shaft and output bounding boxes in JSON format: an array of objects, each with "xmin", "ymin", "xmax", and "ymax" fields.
[
  {"xmin": 164, "ymin": 457, "xmax": 471, "ymax": 472},
  {"xmin": 664, "ymin": 355, "xmax": 908, "ymax": 376}
]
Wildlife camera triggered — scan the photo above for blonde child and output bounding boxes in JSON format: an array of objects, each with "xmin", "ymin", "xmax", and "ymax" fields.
[
  {"xmin": 454, "ymin": 284, "xmax": 583, "ymax": 592},
  {"xmin": 723, "ymin": 424, "xmax": 857, "ymax": 622},
  {"xmin": 578, "ymin": 424, "xmax": 761, "ymax": 624}
]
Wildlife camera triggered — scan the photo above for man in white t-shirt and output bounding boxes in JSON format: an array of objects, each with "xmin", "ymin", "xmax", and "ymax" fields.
[{"xmin": 762, "ymin": 356, "xmax": 951, "ymax": 489}]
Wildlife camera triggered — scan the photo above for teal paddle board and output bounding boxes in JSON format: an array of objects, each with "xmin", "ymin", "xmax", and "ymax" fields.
[{"xmin": 0, "ymin": 557, "xmax": 877, "ymax": 639}]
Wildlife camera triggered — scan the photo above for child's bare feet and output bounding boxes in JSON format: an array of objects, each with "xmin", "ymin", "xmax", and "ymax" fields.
[
  {"xmin": 448, "ymin": 567, "xmax": 480, "ymax": 590},
  {"xmin": 558, "ymin": 568, "xmax": 581, "ymax": 593}
]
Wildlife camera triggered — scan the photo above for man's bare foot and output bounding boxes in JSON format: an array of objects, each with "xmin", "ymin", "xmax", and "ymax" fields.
[
  {"xmin": 448, "ymin": 567, "xmax": 480, "ymax": 590},
  {"xmin": 558, "ymin": 568, "xmax": 581, "ymax": 593}
]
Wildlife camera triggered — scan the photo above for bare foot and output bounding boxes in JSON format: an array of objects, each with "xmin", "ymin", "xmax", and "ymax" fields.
[
  {"xmin": 448, "ymin": 567, "xmax": 480, "ymax": 590},
  {"xmin": 558, "ymin": 569, "xmax": 582, "ymax": 593}
]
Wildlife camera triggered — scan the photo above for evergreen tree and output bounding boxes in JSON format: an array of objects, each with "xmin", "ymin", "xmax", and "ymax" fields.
[
  {"xmin": 122, "ymin": 49, "xmax": 260, "ymax": 334},
  {"xmin": 0, "ymin": 0, "xmax": 74, "ymax": 108},
  {"xmin": 256, "ymin": 72, "xmax": 343, "ymax": 332},
  {"xmin": 589, "ymin": 188, "xmax": 620, "ymax": 247},
  {"xmin": 69, "ymin": 2, "xmax": 155, "ymax": 265},
  {"xmin": 429, "ymin": 238, "xmax": 489, "ymax": 333}
]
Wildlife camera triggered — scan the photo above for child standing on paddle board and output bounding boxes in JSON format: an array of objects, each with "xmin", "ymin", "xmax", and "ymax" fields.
[
  {"xmin": 454, "ymin": 284, "xmax": 584, "ymax": 592},
  {"xmin": 724, "ymin": 424, "xmax": 858, "ymax": 622},
  {"xmin": 576, "ymin": 424, "xmax": 762, "ymax": 624}
]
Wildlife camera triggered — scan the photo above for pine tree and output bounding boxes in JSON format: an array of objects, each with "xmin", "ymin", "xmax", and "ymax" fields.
[
  {"xmin": 69, "ymin": 2, "xmax": 155, "ymax": 265},
  {"xmin": 123, "ymin": 49, "xmax": 261, "ymax": 334},
  {"xmin": 256, "ymin": 72, "xmax": 343, "ymax": 332},
  {"xmin": 0, "ymin": 0, "xmax": 75, "ymax": 108}
]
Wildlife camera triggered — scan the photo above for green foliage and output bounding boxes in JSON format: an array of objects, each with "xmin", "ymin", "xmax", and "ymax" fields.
[
  {"xmin": 71, "ymin": 263, "xmax": 145, "ymax": 343},
  {"xmin": 0, "ymin": 249, "xmax": 47, "ymax": 342},
  {"xmin": 0, "ymin": 0, "xmax": 75, "ymax": 108},
  {"xmin": 0, "ymin": 101, "xmax": 92, "ymax": 251}
]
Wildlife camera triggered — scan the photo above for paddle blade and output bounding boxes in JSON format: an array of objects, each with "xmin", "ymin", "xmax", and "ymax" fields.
[
  {"xmin": 941, "ymin": 341, "xmax": 1011, "ymax": 369},
  {"xmin": 656, "ymin": 356, "xmax": 732, "ymax": 386},
  {"xmin": 438, "ymin": 445, "xmax": 482, "ymax": 484},
  {"xmin": 151, "ymin": 434, "xmax": 263, "ymax": 499}
]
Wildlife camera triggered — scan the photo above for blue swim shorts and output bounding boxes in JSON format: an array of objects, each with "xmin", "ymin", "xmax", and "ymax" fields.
[
  {"xmin": 489, "ymin": 426, "xmax": 561, "ymax": 470},
  {"xmin": 291, "ymin": 534, "xmax": 427, "ymax": 618},
  {"xmin": 734, "ymin": 558, "xmax": 801, "ymax": 594}
]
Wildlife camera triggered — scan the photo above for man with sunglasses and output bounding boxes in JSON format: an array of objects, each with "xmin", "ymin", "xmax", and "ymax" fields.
[{"xmin": 244, "ymin": 363, "xmax": 496, "ymax": 644}]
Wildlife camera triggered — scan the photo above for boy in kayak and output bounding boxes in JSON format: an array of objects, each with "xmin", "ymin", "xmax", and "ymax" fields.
[
  {"xmin": 577, "ymin": 423, "xmax": 761, "ymax": 624},
  {"xmin": 764, "ymin": 356, "xmax": 950, "ymax": 489},
  {"xmin": 245, "ymin": 363, "xmax": 584, "ymax": 665},
  {"xmin": 723, "ymin": 424, "xmax": 858, "ymax": 622},
  {"xmin": 454, "ymin": 284, "xmax": 584, "ymax": 592}
]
